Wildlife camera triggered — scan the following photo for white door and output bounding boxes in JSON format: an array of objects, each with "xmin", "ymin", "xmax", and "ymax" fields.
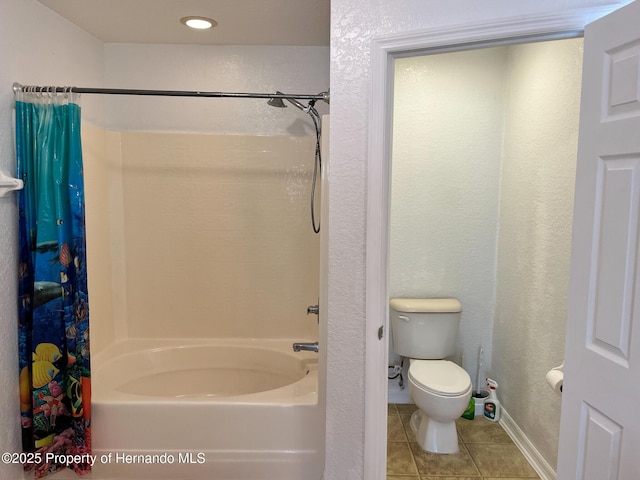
[{"xmin": 557, "ymin": 1, "xmax": 640, "ymax": 478}]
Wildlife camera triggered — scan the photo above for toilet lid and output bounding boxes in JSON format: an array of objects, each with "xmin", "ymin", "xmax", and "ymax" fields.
[{"xmin": 409, "ymin": 360, "xmax": 471, "ymax": 397}]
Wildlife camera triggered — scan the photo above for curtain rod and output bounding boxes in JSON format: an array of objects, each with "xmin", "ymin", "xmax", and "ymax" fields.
[{"xmin": 12, "ymin": 83, "xmax": 330, "ymax": 103}]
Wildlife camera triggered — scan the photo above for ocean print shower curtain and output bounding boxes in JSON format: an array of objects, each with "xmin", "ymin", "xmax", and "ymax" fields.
[{"xmin": 16, "ymin": 89, "xmax": 92, "ymax": 478}]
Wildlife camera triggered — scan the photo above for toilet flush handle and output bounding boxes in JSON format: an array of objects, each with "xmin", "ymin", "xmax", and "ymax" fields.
[{"xmin": 398, "ymin": 315, "xmax": 410, "ymax": 322}]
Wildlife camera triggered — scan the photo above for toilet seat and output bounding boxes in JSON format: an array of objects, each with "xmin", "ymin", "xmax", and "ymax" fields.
[{"xmin": 409, "ymin": 360, "xmax": 471, "ymax": 397}]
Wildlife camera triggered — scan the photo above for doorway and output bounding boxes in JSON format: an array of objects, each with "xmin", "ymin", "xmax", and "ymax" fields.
[
  {"xmin": 363, "ymin": 6, "xmax": 628, "ymax": 479},
  {"xmin": 388, "ymin": 37, "xmax": 583, "ymax": 476}
]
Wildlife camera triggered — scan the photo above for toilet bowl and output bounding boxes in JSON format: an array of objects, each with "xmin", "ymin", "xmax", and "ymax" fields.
[{"xmin": 407, "ymin": 359, "xmax": 472, "ymax": 453}]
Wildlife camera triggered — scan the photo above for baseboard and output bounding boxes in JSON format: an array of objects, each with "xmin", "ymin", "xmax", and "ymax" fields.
[
  {"xmin": 388, "ymin": 380, "xmax": 411, "ymax": 404},
  {"xmin": 499, "ymin": 407, "xmax": 557, "ymax": 480}
]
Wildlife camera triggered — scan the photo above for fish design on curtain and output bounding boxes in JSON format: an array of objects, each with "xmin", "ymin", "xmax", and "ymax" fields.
[{"xmin": 16, "ymin": 90, "xmax": 91, "ymax": 478}]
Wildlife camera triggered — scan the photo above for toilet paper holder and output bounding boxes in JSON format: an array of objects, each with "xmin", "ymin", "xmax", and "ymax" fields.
[{"xmin": 546, "ymin": 362, "xmax": 564, "ymax": 394}]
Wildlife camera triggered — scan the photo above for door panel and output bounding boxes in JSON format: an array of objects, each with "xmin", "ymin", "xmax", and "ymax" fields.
[{"xmin": 558, "ymin": 1, "xmax": 640, "ymax": 478}]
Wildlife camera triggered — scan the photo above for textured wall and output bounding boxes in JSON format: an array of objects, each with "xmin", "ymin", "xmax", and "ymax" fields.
[
  {"xmin": 492, "ymin": 38, "xmax": 583, "ymax": 469},
  {"xmin": 0, "ymin": 1, "xmax": 104, "ymax": 478},
  {"xmin": 390, "ymin": 47, "xmax": 508, "ymax": 396},
  {"xmin": 104, "ymin": 44, "xmax": 330, "ymax": 135}
]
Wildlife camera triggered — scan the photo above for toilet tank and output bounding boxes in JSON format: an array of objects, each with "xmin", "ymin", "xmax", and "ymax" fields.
[{"xmin": 389, "ymin": 298, "xmax": 462, "ymax": 359}]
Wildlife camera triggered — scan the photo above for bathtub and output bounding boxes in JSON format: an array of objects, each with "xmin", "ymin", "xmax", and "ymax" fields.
[{"xmin": 90, "ymin": 338, "xmax": 323, "ymax": 480}]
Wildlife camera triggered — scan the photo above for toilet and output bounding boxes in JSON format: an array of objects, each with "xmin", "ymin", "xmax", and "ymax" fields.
[{"xmin": 390, "ymin": 298, "xmax": 472, "ymax": 454}]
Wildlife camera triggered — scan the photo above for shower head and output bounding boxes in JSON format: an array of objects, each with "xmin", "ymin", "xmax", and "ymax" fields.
[
  {"xmin": 267, "ymin": 95, "xmax": 287, "ymax": 108},
  {"xmin": 268, "ymin": 91, "xmax": 309, "ymax": 112},
  {"xmin": 267, "ymin": 90, "xmax": 323, "ymax": 234}
]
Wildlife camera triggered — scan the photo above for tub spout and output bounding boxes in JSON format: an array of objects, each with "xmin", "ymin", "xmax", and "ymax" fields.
[{"xmin": 293, "ymin": 342, "xmax": 319, "ymax": 353}]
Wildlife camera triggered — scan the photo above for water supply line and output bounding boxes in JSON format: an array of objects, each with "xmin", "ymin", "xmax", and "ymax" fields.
[{"xmin": 388, "ymin": 358, "xmax": 405, "ymax": 390}]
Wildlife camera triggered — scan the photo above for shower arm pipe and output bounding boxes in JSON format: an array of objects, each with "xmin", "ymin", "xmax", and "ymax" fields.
[{"xmin": 12, "ymin": 83, "xmax": 330, "ymax": 104}]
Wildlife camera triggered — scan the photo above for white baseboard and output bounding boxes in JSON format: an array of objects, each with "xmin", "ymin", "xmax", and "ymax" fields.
[
  {"xmin": 388, "ymin": 380, "xmax": 411, "ymax": 404},
  {"xmin": 499, "ymin": 407, "xmax": 557, "ymax": 480}
]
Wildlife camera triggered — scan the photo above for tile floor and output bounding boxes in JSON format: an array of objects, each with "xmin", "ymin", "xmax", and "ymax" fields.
[{"xmin": 388, "ymin": 403, "xmax": 541, "ymax": 479}]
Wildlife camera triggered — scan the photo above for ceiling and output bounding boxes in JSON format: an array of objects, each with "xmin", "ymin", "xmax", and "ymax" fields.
[{"xmin": 37, "ymin": 0, "xmax": 330, "ymax": 46}]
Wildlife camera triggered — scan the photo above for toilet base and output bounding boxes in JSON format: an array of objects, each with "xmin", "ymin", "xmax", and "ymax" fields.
[{"xmin": 410, "ymin": 410, "xmax": 460, "ymax": 454}]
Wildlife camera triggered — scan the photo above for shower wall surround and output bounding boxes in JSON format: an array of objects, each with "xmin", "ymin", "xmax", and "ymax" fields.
[
  {"xmin": 122, "ymin": 132, "xmax": 319, "ymax": 339},
  {"xmin": 82, "ymin": 124, "xmax": 125, "ymax": 353},
  {"xmin": 83, "ymin": 128, "xmax": 320, "ymax": 350},
  {"xmin": 80, "ymin": 43, "xmax": 329, "ymax": 355}
]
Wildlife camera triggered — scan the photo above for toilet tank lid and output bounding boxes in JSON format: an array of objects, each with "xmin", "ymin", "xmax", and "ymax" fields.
[{"xmin": 389, "ymin": 298, "xmax": 462, "ymax": 313}]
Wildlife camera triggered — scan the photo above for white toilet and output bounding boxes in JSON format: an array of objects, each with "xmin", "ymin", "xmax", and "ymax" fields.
[{"xmin": 390, "ymin": 298, "xmax": 472, "ymax": 454}]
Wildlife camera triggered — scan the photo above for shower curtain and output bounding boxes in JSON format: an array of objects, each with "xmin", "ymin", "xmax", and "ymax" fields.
[{"xmin": 16, "ymin": 90, "xmax": 92, "ymax": 478}]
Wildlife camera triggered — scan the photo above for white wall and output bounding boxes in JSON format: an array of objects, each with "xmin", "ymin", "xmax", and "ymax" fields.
[
  {"xmin": 0, "ymin": 1, "xmax": 104, "ymax": 479},
  {"xmin": 327, "ymin": 1, "xmax": 629, "ymax": 479},
  {"xmin": 492, "ymin": 38, "xmax": 583, "ymax": 469},
  {"xmin": 104, "ymin": 44, "xmax": 329, "ymax": 135},
  {"xmin": 390, "ymin": 47, "xmax": 508, "ymax": 399}
]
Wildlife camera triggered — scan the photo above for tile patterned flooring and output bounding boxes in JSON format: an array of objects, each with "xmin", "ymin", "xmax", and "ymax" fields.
[{"xmin": 388, "ymin": 403, "xmax": 541, "ymax": 480}]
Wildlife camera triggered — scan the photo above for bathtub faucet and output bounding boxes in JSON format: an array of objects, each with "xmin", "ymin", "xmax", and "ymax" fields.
[{"xmin": 292, "ymin": 341, "xmax": 319, "ymax": 353}]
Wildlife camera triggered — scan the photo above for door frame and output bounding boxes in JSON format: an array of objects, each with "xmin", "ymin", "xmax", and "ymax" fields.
[{"xmin": 364, "ymin": 5, "xmax": 626, "ymax": 479}]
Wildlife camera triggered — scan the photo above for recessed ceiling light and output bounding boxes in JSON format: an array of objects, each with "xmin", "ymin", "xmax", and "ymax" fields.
[{"xmin": 180, "ymin": 16, "xmax": 217, "ymax": 30}]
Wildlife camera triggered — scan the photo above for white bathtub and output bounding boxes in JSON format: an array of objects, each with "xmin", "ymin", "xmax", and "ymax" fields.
[{"xmin": 90, "ymin": 339, "xmax": 323, "ymax": 480}]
